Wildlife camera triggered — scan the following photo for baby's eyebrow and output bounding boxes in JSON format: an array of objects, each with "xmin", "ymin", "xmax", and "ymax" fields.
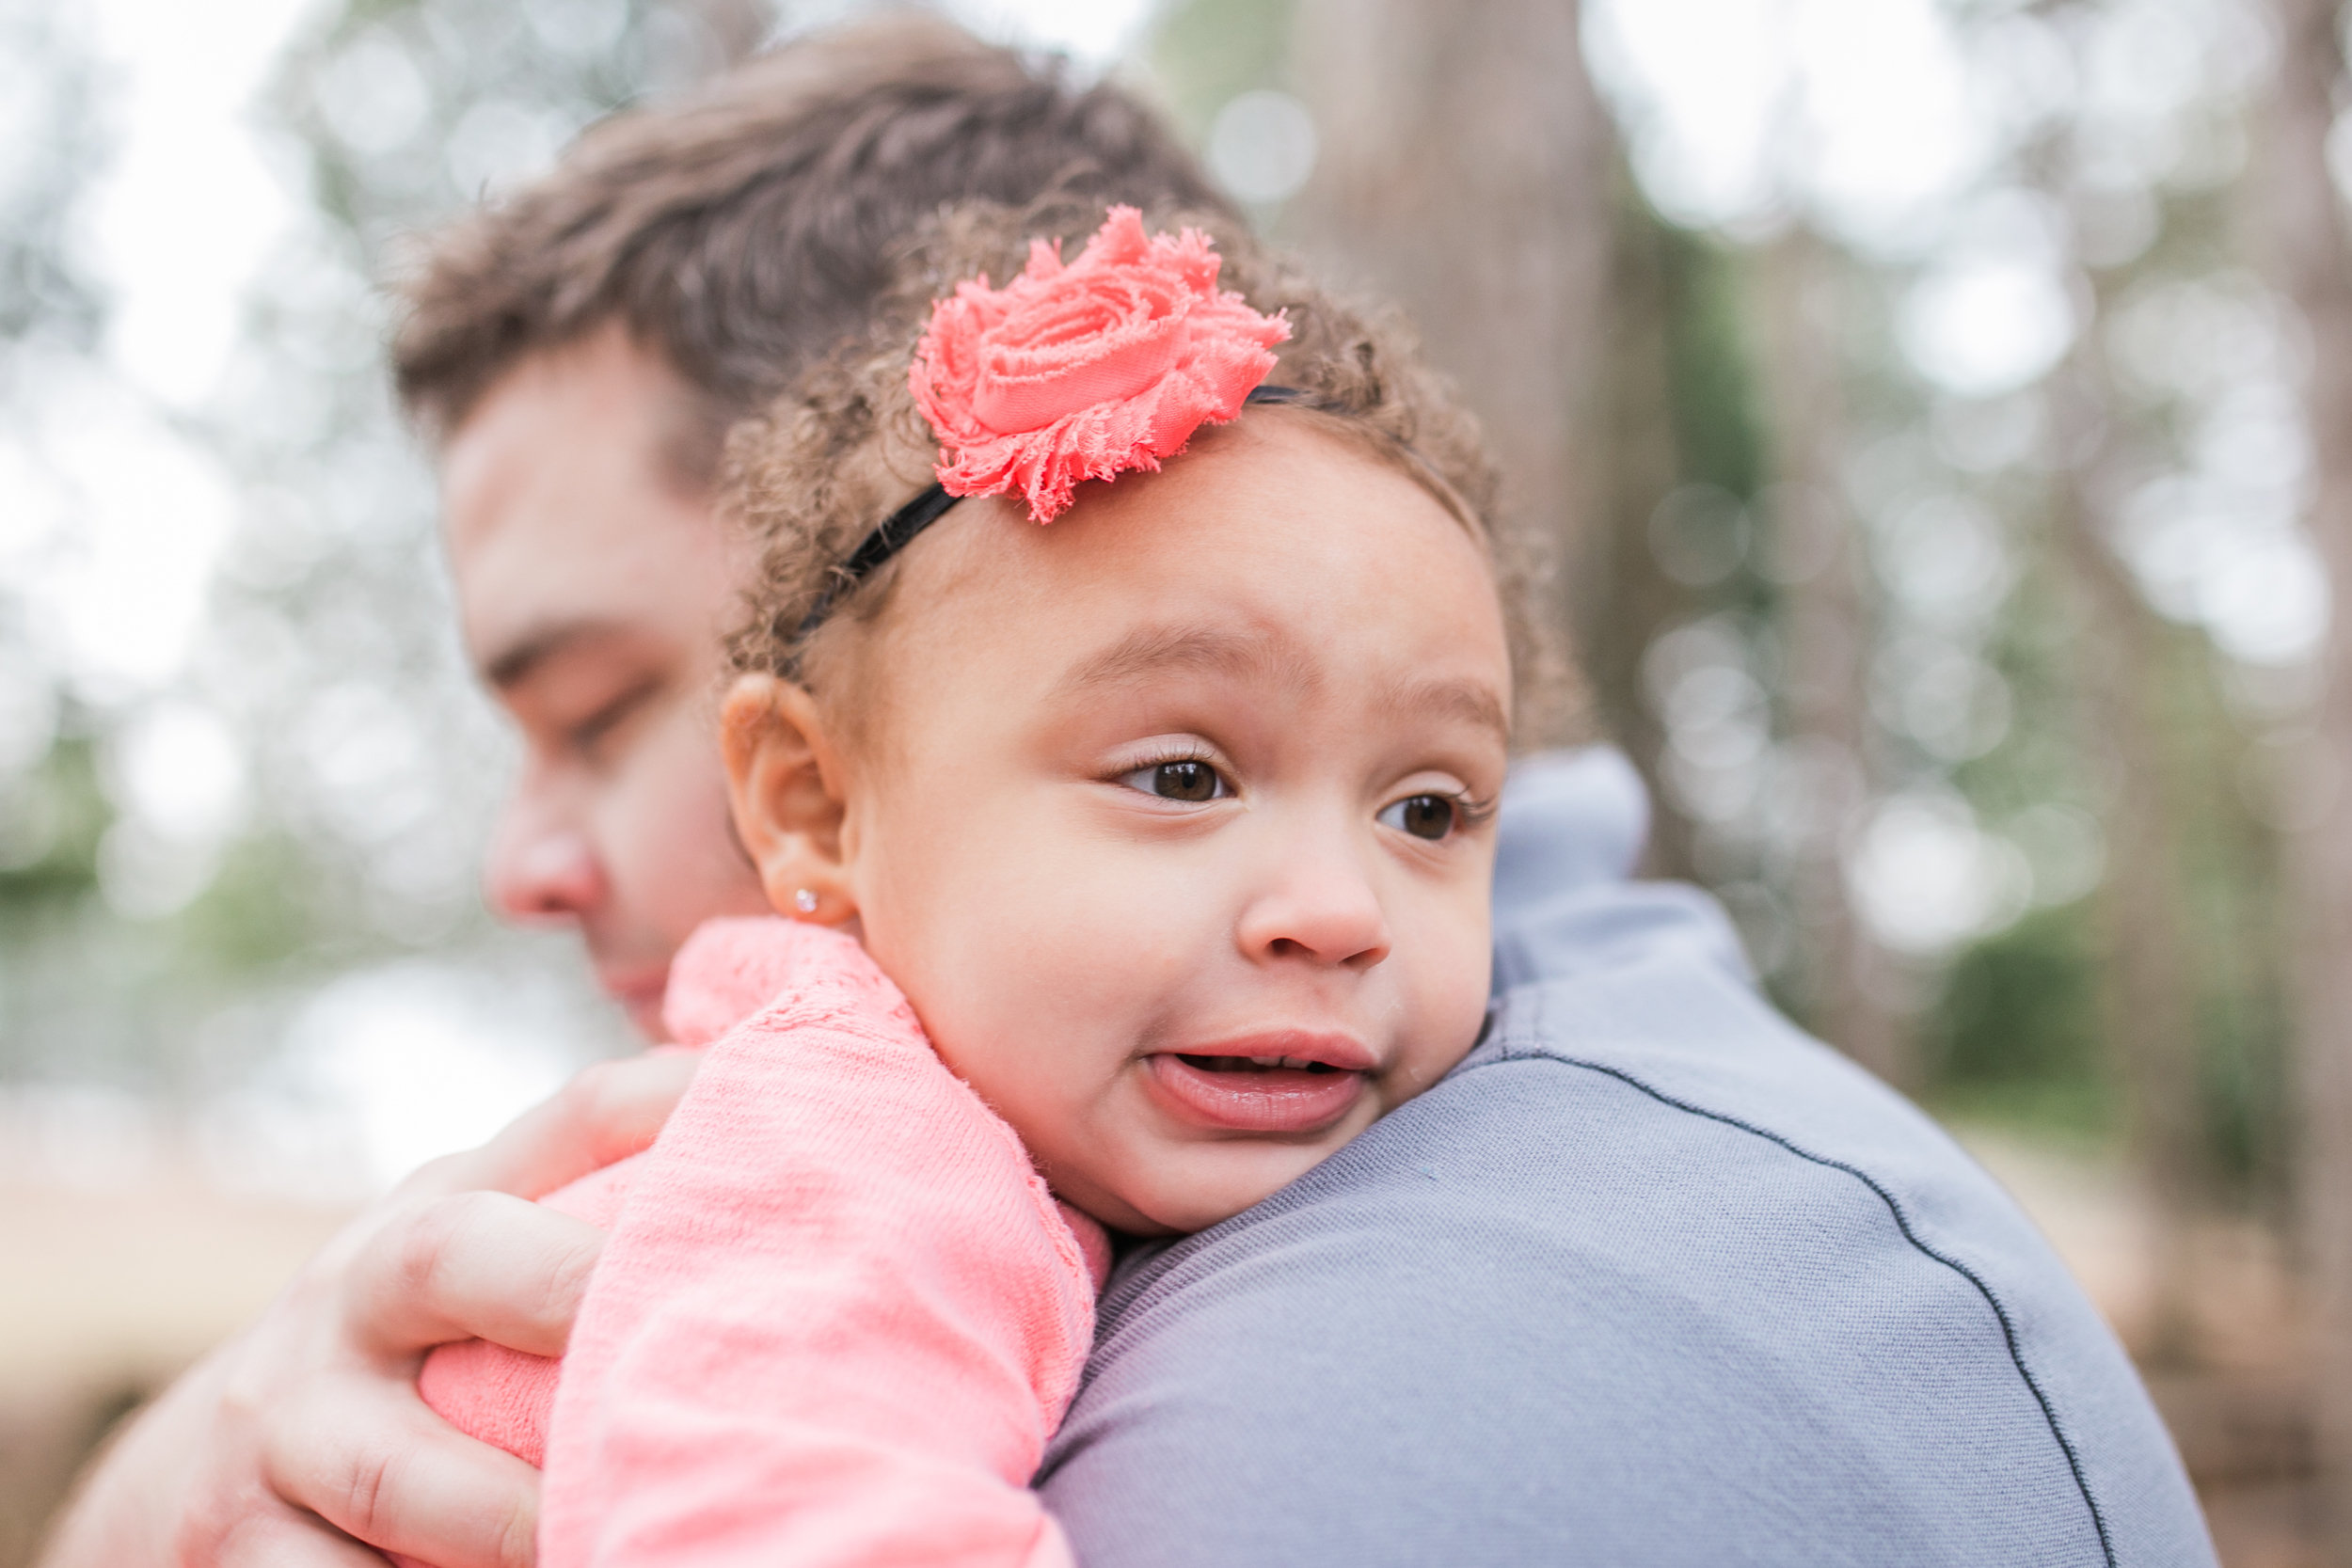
[
  {"xmin": 1059, "ymin": 626, "xmax": 1307, "ymax": 695},
  {"xmin": 1059, "ymin": 625, "xmax": 1508, "ymax": 743},
  {"xmin": 1377, "ymin": 674, "xmax": 1512, "ymax": 746}
]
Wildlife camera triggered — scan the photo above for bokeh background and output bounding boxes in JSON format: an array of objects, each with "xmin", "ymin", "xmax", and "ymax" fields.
[{"xmin": 3, "ymin": 0, "xmax": 2347, "ymax": 1560}]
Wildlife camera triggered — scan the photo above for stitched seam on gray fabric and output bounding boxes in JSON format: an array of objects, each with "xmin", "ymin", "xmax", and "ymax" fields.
[{"xmin": 1449, "ymin": 1045, "xmax": 2118, "ymax": 1568}]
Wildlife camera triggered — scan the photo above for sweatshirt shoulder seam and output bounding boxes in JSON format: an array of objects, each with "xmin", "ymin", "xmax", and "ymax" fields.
[{"xmin": 1454, "ymin": 1044, "xmax": 2116, "ymax": 1568}]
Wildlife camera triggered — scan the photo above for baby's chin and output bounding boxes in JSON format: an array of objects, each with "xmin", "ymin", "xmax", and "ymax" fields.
[{"xmin": 1061, "ymin": 1128, "xmax": 1372, "ymax": 1238}]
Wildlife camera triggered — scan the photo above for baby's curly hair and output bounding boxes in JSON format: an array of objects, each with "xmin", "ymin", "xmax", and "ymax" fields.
[{"xmin": 722, "ymin": 198, "xmax": 1584, "ymax": 750}]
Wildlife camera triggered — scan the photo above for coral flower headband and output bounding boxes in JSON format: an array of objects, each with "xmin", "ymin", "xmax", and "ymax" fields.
[{"xmin": 797, "ymin": 208, "xmax": 1294, "ymax": 640}]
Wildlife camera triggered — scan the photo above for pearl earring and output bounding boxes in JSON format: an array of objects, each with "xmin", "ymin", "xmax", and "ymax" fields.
[{"xmin": 793, "ymin": 888, "xmax": 819, "ymax": 914}]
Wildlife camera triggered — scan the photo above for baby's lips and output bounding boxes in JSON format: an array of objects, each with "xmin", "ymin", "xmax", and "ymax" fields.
[{"xmin": 1142, "ymin": 1051, "xmax": 1370, "ymax": 1135}]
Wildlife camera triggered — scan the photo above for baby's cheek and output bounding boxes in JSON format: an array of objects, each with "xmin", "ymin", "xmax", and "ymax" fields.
[
  {"xmin": 898, "ymin": 915, "xmax": 1122, "ymax": 1136},
  {"xmin": 1401, "ymin": 913, "xmax": 1495, "ymax": 1091}
]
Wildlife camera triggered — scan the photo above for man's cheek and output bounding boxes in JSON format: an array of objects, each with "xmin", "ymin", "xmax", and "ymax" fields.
[{"xmin": 601, "ymin": 743, "xmax": 758, "ymax": 932}]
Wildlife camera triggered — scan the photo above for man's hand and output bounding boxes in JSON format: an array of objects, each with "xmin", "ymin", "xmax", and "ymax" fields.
[{"xmin": 37, "ymin": 1052, "xmax": 697, "ymax": 1568}]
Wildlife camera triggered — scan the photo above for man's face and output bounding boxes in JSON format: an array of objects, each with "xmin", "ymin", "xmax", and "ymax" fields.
[{"xmin": 441, "ymin": 325, "xmax": 771, "ymax": 1038}]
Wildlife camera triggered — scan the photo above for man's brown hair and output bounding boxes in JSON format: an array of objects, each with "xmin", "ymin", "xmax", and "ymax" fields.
[{"xmin": 391, "ymin": 15, "xmax": 1234, "ymax": 477}]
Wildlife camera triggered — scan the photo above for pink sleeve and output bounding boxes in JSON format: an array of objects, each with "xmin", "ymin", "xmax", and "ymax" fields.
[{"xmin": 533, "ymin": 917, "xmax": 1098, "ymax": 1568}]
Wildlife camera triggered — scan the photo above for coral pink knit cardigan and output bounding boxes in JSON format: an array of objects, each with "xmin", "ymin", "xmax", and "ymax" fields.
[{"xmin": 407, "ymin": 917, "xmax": 1106, "ymax": 1567}]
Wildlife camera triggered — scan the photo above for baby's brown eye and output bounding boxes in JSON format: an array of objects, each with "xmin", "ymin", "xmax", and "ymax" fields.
[
  {"xmin": 1380, "ymin": 794, "xmax": 1456, "ymax": 840},
  {"xmin": 1119, "ymin": 758, "xmax": 1231, "ymax": 802},
  {"xmin": 1152, "ymin": 761, "xmax": 1221, "ymax": 801}
]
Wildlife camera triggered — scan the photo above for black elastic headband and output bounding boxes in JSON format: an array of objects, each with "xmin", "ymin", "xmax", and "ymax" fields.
[{"xmin": 792, "ymin": 384, "xmax": 1313, "ymax": 644}]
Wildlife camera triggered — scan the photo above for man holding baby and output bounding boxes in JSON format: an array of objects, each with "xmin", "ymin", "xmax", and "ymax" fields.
[{"xmin": 45, "ymin": 18, "xmax": 2215, "ymax": 1567}]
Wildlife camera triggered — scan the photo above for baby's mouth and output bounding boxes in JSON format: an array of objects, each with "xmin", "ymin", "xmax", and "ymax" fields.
[
  {"xmin": 1175, "ymin": 1053, "xmax": 1346, "ymax": 1075},
  {"xmin": 1143, "ymin": 1039, "xmax": 1373, "ymax": 1134}
]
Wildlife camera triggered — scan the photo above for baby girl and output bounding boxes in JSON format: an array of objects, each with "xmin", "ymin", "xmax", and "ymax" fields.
[{"xmin": 413, "ymin": 203, "xmax": 1567, "ymax": 1564}]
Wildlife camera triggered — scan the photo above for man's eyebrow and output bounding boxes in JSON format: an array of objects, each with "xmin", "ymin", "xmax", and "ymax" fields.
[
  {"xmin": 483, "ymin": 619, "xmax": 630, "ymax": 690},
  {"xmin": 1059, "ymin": 626, "xmax": 1308, "ymax": 695}
]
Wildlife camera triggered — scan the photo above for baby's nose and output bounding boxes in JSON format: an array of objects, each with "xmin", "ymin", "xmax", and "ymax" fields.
[{"xmin": 1233, "ymin": 833, "xmax": 1391, "ymax": 970}]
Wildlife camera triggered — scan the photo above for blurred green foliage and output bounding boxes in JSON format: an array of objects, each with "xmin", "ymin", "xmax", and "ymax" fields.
[
  {"xmin": 0, "ymin": 734, "xmax": 105, "ymax": 909},
  {"xmin": 1142, "ymin": 0, "xmax": 1294, "ymax": 136},
  {"xmin": 1925, "ymin": 905, "xmax": 2111, "ymax": 1138},
  {"xmin": 1655, "ymin": 223, "xmax": 1769, "ymax": 505}
]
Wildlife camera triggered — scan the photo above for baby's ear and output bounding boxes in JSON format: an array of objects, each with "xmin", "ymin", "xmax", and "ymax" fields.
[{"xmin": 721, "ymin": 673, "xmax": 854, "ymax": 925}]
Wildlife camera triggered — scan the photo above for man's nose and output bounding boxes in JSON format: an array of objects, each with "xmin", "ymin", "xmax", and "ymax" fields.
[
  {"xmin": 484, "ymin": 797, "xmax": 605, "ymax": 923},
  {"xmin": 1234, "ymin": 820, "xmax": 1392, "ymax": 971}
]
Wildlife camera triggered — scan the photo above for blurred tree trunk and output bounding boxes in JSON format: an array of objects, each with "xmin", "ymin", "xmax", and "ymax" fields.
[
  {"xmin": 1580, "ymin": 188, "xmax": 1701, "ymax": 880},
  {"xmin": 1752, "ymin": 228, "xmax": 1901, "ymax": 1083},
  {"xmin": 2045, "ymin": 333, "xmax": 2207, "ymax": 1363},
  {"xmin": 1287, "ymin": 0, "xmax": 1617, "ymax": 735},
  {"xmin": 2263, "ymin": 0, "xmax": 2352, "ymax": 1549}
]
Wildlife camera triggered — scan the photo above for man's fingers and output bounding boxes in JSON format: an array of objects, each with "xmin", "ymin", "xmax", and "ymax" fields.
[
  {"xmin": 264, "ymin": 1378, "xmax": 538, "ymax": 1568},
  {"xmin": 349, "ymin": 1191, "xmax": 604, "ymax": 1360},
  {"xmin": 192, "ymin": 1053, "xmax": 679, "ymax": 1567},
  {"xmin": 207, "ymin": 1508, "xmax": 397, "ymax": 1568},
  {"xmin": 471, "ymin": 1051, "xmax": 697, "ymax": 1196},
  {"xmin": 411, "ymin": 1052, "xmax": 697, "ymax": 1202}
]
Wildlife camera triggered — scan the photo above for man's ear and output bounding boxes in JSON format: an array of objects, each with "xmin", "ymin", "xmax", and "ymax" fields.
[{"xmin": 721, "ymin": 673, "xmax": 855, "ymax": 926}]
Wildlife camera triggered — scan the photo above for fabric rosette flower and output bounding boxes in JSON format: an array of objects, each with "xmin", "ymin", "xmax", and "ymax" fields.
[{"xmin": 909, "ymin": 206, "xmax": 1292, "ymax": 523}]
